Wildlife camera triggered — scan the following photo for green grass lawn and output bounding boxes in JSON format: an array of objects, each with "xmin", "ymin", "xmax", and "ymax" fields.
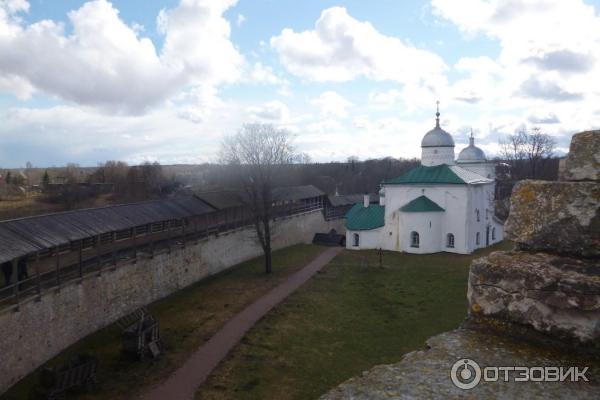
[
  {"xmin": 2, "ymin": 244, "xmax": 326, "ymax": 400},
  {"xmin": 196, "ymin": 241, "xmax": 514, "ymax": 400}
]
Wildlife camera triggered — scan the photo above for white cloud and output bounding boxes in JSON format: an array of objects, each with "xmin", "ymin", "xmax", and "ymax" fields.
[
  {"xmin": 431, "ymin": 0, "xmax": 600, "ymax": 147},
  {"xmin": 0, "ymin": 0, "xmax": 28, "ymax": 14},
  {"xmin": 236, "ymin": 13, "xmax": 245, "ymax": 27},
  {"xmin": 247, "ymin": 100, "xmax": 290, "ymax": 122},
  {"xmin": 527, "ymin": 111, "xmax": 560, "ymax": 124},
  {"xmin": 247, "ymin": 62, "xmax": 287, "ymax": 86},
  {"xmin": 433, "ymin": 0, "xmax": 600, "ymax": 100},
  {"xmin": 0, "ymin": 73, "xmax": 33, "ymax": 99},
  {"xmin": 0, "ymin": 0, "xmax": 243, "ymax": 114},
  {"xmin": 158, "ymin": 0, "xmax": 242, "ymax": 83},
  {"xmin": 270, "ymin": 7, "xmax": 447, "ymax": 85},
  {"xmin": 174, "ymin": 84, "xmax": 227, "ymax": 124},
  {"xmin": 306, "ymin": 119, "xmax": 342, "ymax": 133},
  {"xmin": 0, "ymin": 102, "xmax": 247, "ymax": 165},
  {"xmin": 310, "ymin": 91, "xmax": 353, "ymax": 117},
  {"xmin": 297, "ymin": 116, "xmax": 433, "ymax": 161},
  {"xmin": 368, "ymin": 89, "xmax": 402, "ymax": 108}
]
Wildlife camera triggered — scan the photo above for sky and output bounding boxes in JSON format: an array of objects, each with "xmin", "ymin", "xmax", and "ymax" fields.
[{"xmin": 1, "ymin": 0, "xmax": 599, "ymax": 167}]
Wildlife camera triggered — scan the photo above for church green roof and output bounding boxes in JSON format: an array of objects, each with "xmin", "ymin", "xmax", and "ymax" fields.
[
  {"xmin": 400, "ymin": 196, "xmax": 445, "ymax": 212},
  {"xmin": 384, "ymin": 164, "xmax": 465, "ymax": 185},
  {"xmin": 345, "ymin": 203, "xmax": 385, "ymax": 231}
]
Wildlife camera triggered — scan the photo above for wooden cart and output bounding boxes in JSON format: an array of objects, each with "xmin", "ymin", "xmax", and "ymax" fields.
[{"xmin": 120, "ymin": 308, "xmax": 162, "ymax": 360}]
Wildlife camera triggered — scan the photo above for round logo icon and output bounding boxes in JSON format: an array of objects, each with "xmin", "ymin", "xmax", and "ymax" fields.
[{"xmin": 451, "ymin": 358, "xmax": 482, "ymax": 390}]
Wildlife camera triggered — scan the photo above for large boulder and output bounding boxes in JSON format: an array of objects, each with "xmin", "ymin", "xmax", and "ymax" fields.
[
  {"xmin": 321, "ymin": 329, "xmax": 600, "ymax": 400},
  {"xmin": 561, "ymin": 130, "xmax": 600, "ymax": 182},
  {"xmin": 505, "ymin": 180, "xmax": 599, "ymax": 257},
  {"xmin": 468, "ymin": 251, "xmax": 600, "ymax": 344}
]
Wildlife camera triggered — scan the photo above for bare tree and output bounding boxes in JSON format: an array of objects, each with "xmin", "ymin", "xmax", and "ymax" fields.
[
  {"xmin": 92, "ymin": 161, "xmax": 130, "ymax": 197},
  {"xmin": 525, "ymin": 127, "xmax": 556, "ymax": 178},
  {"xmin": 499, "ymin": 130, "xmax": 527, "ymax": 170},
  {"xmin": 499, "ymin": 128, "xmax": 555, "ymax": 179},
  {"xmin": 139, "ymin": 161, "xmax": 165, "ymax": 195},
  {"xmin": 220, "ymin": 123, "xmax": 301, "ymax": 274}
]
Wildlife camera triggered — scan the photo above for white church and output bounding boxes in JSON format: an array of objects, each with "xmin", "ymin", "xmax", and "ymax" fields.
[{"xmin": 345, "ymin": 108, "xmax": 504, "ymax": 254}]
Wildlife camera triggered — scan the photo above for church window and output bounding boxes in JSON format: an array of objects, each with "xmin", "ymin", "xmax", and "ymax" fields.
[
  {"xmin": 353, "ymin": 233, "xmax": 360, "ymax": 247},
  {"xmin": 486, "ymin": 209, "xmax": 489, "ymax": 220},
  {"xmin": 410, "ymin": 231, "xmax": 420, "ymax": 248},
  {"xmin": 492, "ymin": 228, "xmax": 496, "ymax": 240},
  {"xmin": 476, "ymin": 232, "xmax": 480, "ymax": 245},
  {"xmin": 447, "ymin": 233, "xmax": 455, "ymax": 248},
  {"xmin": 476, "ymin": 209, "xmax": 480, "ymax": 222}
]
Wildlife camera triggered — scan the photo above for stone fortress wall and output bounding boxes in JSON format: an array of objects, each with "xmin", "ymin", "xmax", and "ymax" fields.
[{"xmin": 0, "ymin": 210, "xmax": 343, "ymax": 394}]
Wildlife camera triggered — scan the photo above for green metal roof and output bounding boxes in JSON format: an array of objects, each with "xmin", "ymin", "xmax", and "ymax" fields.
[
  {"xmin": 345, "ymin": 204, "xmax": 385, "ymax": 231},
  {"xmin": 384, "ymin": 164, "xmax": 466, "ymax": 185},
  {"xmin": 400, "ymin": 196, "xmax": 445, "ymax": 212}
]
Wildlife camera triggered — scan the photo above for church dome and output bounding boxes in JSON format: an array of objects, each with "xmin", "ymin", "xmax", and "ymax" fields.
[
  {"xmin": 421, "ymin": 126, "xmax": 455, "ymax": 148},
  {"xmin": 457, "ymin": 133, "xmax": 486, "ymax": 163},
  {"xmin": 421, "ymin": 107, "xmax": 454, "ymax": 148}
]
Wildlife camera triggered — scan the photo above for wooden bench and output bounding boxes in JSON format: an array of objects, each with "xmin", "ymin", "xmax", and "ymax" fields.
[{"xmin": 32, "ymin": 355, "xmax": 98, "ymax": 399}]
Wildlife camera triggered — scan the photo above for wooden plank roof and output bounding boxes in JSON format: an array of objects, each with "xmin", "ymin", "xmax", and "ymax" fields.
[
  {"xmin": 272, "ymin": 185, "xmax": 324, "ymax": 202},
  {"xmin": 0, "ymin": 197, "xmax": 216, "ymax": 264},
  {"xmin": 327, "ymin": 194, "xmax": 377, "ymax": 207},
  {"xmin": 193, "ymin": 191, "xmax": 246, "ymax": 210},
  {"xmin": 0, "ymin": 185, "xmax": 325, "ymax": 264},
  {"xmin": 195, "ymin": 185, "xmax": 325, "ymax": 210}
]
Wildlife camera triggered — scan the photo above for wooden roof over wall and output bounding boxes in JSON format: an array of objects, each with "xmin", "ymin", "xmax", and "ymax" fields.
[
  {"xmin": 194, "ymin": 185, "xmax": 325, "ymax": 210},
  {"xmin": 0, "ymin": 197, "xmax": 216, "ymax": 264},
  {"xmin": 0, "ymin": 185, "xmax": 326, "ymax": 264}
]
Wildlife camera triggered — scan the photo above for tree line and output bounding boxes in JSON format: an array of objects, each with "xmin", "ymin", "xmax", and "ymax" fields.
[{"xmin": 40, "ymin": 161, "xmax": 177, "ymax": 210}]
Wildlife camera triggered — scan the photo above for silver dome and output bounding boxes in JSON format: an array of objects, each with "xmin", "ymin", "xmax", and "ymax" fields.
[
  {"xmin": 421, "ymin": 107, "xmax": 455, "ymax": 148},
  {"xmin": 421, "ymin": 126, "xmax": 455, "ymax": 148},
  {"xmin": 457, "ymin": 136, "xmax": 486, "ymax": 162}
]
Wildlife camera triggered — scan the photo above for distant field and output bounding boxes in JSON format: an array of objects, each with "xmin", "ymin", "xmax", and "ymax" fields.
[
  {"xmin": 3, "ymin": 244, "xmax": 326, "ymax": 400},
  {"xmin": 0, "ymin": 194, "xmax": 62, "ymax": 221},
  {"xmin": 196, "ymin": 241, "xmax": 513, "ymax": 400},
  {"xmin": 0, "ymin": 193, "xmax": 126, "ymax": 221}
]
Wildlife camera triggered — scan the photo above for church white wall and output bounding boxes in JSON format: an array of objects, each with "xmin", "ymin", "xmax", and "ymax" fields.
[
  {"xmin": 421, "ymin": 147, "xmax": 455, "ymax": 166},
  {"xmin": 381, "ymin": 184, "xmax": 471, "ymax": 253},
  {"xmin": 381, "ymin": 183, "xmax": 506, "ymax": 254},
  {"xmin": 466, "ymin": 183, "xmax": 500, "ymax": 251},
  {"xmin": 398, "ymin": 212, "xmax": 443, "ymax": 253},
  {"xmin": 492, "ymin": 218, "xmax": 504, "ymax": 244},
  {"xmin": 346, "ymin": 228, "xmax": 383, "ymax": 250}
]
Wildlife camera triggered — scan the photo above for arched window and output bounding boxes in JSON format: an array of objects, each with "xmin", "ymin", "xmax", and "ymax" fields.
[
  {"xmin": 410, "ymin": 231, "xmax": 420, "ymax": 248},
  {"xmin": 353, "ymin": 233, "xmax": 360, "ymax": 247},
  {"xmin": 492, "ymin": 228, "xmax": 496, "ymax": 240},
  {"xmin": 476, "ymin": 209, "xmax": 480, "ymax": 222},
  {"xmin": 447, "ymin": 233, "xmax": 455, "ymax": 248},
  {"xmin": 476, "ymin": 232, "xmax": 480, "ymax": 245},
  {"xmin": 486, "ymin": 209, "xmax": 489, "ymax": 220}
]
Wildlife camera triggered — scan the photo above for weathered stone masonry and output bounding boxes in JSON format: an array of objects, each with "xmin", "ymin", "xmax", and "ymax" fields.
[
  {"xmin": 0, "ymin": 210, "xmax": 343, "ymax": 394},
  {"xmin": 468, "ymin": 130, "xmax": 600, "ymax": 345}
]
